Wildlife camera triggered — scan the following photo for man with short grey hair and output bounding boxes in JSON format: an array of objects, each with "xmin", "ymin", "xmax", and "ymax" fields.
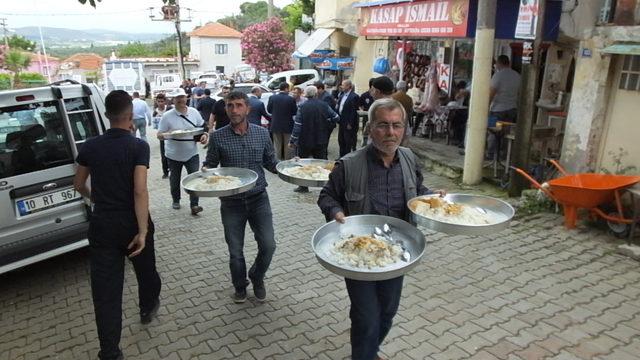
[
  {"xmin": 289, "ymin": 85, "xmax": 339, "ymax": 193},
  {"xmin": 319, "ymin": 97, "xmax": 438, "ymax": 360},
  {"xmin": 290, "ymin": 85, "xmax": 339, "ymax": 159},
  {"xmin": 304, "ymin": 85, "xmax": 317, "ymax": 99}
]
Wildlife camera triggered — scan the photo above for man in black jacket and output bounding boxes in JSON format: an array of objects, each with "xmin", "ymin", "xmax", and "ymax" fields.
[
  {"xmin": 288, "ymin": 85, "xmax": 340, "ymax": 192},
  {"xmin": 267, "ymin": 83, "xmax": 298, "ymax": 160},
  {"xmin": 247, "ymin": 86, "xmax": 271, "ymax": 126},
  {"xmin": 336, "ymin": 79, "xmax": 360, "ymax": 157}
]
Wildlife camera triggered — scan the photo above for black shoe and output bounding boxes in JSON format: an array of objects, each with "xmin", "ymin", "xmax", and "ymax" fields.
[
  {"xmin": 232, "ymin": 288, "xmax": 247, "ymax": 303},
  {"xmin": 98, "ymin": 350, "xmax": 123, "ymax": 360},
  {"xmin": 162, "ymin": 174, "xmax": 169, "ymax": 179},
  {"xmin": 293, "ymin": 186, "xmax": 309, "ymax": 193},
  {"xmin": 140, "ymin": 299, "xmax": 160, "ymax": 324},
  {"xmin": 252, "ymin": 280, "xmax": 266, "ymax": 302},
  {"xmin": 191, "ymin": 205, "xmax": 203, "ymax": 216}
]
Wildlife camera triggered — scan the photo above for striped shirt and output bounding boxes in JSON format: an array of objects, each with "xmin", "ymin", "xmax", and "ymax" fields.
[
  {"xmin": 366, "ymin": 147, "xmax": 407, "ymax": 219},
  {"xmin": 204, "ymin": 122, "xmax": 278, "ymax": 200}
]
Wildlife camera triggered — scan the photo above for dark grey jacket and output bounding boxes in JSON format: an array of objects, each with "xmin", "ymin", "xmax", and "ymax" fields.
[{"xmin": 318, "ymin": 145, "xmax": 429, "ymax": 224}]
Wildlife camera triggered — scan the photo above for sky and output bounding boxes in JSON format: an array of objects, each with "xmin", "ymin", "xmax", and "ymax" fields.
[{"xmin": 0, "ymin": 0, "xmax": 295, "ymax": 34}]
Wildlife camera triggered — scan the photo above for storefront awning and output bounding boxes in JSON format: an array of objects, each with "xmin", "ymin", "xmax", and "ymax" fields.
[
  {"xmin": 292, "ymin": 28, "xmax": 335, "ymax": 58},
  {"xmin": 601, "ymin": 44, "xmax": 640, "ymax": 56},
  {"xmin": 353, "ymin": 0, "xmax": 412, "ymax": 8}
]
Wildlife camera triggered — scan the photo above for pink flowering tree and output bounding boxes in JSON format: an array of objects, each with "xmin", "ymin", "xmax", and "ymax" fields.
[{"xmin": 241, "ymin": 18, "xmax": 293, "ymax": 73}]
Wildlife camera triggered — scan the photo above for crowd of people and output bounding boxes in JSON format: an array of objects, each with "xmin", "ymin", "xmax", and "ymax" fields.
[{"xmin": 72, "ymin": 65, "xmax": 524, "ymax": 359}]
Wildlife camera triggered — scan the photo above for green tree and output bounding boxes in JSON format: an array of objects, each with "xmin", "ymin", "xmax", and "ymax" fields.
[
  {"xmin": 4, "ymin": 50, "xmax": 32, "ymax": 88},
  {"xmin": 299, "ymin": 0, "xmax": 315, "ymax": 15},
  {"xmin": 8, "ymin": 35, "xmax": 37, "ymax": 52},
  {"xmin": 118, "ymin": 42, "xmax": 150, "ymax": 57},
  {"xmin": 282, "ymin": 1, "xmax": 314, "ymax": 34},
  {"xmin": 219, "ymin": 1, "xmax": 286, "ymax": 31}
]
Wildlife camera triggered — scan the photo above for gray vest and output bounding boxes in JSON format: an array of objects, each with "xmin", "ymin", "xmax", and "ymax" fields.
[{"xmin": 342, "ymin": 145, "xmax": 418, "ymax": 223}]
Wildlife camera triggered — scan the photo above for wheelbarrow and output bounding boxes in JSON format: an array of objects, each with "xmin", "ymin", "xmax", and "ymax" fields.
[{"xmin": 512, "ymin": 160, "xmax": 640, "ymax": 233}]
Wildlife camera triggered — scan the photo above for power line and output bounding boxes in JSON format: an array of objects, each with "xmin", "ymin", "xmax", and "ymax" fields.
[{"xmin": 0, "ymin": 9, "xmax": 149, "ymax": 17}]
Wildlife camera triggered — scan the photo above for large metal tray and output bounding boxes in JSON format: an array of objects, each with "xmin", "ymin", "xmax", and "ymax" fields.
[
  {"xmin": 163, "ymin": 128, "xmax": 204, "ymax": 140},
  {"xmin": 311, "ymin": 215, "xmax": 426, "ymax": 281},
  {"xmin": 408, "ymin": 194, "xmax": 514, "ymax": 235},
  {"xmin": 181, "ymin": 167, "xmax": 258, "ymax": 197},
  {"xmin": 276, "ymin": 158, "xmax": 334, "ymax": 188}
]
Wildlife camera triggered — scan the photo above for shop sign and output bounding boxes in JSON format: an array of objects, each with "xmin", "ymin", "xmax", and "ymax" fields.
[
  {"xmin": 515, "ymin": 0, "xmax": 539, "ymax": 40},
  {"xmin": 437, "ymin": 63, "xmax": 450, "ymax": 94},
  {"xmin": 359, "ymin": 0, "xmax": 469, "ymax": 38},
  {"xmin": 316, "ymin": 58, "xmax": 355, "ymax": 70}
]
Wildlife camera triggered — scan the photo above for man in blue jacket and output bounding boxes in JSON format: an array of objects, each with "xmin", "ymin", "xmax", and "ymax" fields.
[
  {"xmin": 337, "ymin": 79, "xmax": 360, "ymax": 157},
  {"xmin": 267, "ymin": 82, "xmax": 298, "ymax": 160},
  {"xmin": 247, "ymin": 86, "xmax": 271, "ymax": 126}
]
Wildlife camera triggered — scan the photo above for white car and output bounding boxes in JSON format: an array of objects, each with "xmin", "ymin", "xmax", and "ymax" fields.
[
  {"xmin": 198, "ymin": 73, "xmax": 229, "ymax": 89},
  {"xmin": 263, "ymin": 69, "xmax": 320, "ymax": 92},
  {"xmin": 213, "ymin": 83, "xmax": 273, "ymax": 108}
]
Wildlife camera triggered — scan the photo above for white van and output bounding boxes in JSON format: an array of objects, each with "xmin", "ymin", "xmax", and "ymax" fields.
[
  {"xmin": 263, "ymin": 69, "xmax": 320, "ymax": 91},
  {"xmin": 0, "ymin": 80, "xmax": 108, "ymax": 274},
  {"xmin": 151, "ymin": 73, "xmax": 182, "ymax": 98}
]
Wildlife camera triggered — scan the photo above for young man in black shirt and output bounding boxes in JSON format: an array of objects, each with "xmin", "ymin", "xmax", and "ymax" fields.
[
  {"xmin": 211, "ymin": 85, "xmax": 231, "ymax": 130},
  {"xmin": 74, "ymin": 90, "xmax": 161, "ymax": 360}
]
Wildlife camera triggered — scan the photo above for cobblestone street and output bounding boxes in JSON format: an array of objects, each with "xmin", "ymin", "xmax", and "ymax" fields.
[{"xmin": 2, "ymin": 131, "xmax": 640, "ymax": 360}]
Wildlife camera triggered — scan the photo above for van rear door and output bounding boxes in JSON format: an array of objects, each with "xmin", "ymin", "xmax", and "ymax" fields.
[{"xmin": 0, "ymin": 85, "xmax": 102, "ymax": 266}]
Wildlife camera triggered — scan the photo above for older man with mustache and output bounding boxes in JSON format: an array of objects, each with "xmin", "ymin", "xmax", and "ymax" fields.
[{"xmin": 318, "ymin": 98, "xmax": 439, "ymax": 360}]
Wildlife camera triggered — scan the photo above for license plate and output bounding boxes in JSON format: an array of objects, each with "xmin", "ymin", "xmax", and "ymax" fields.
[{"xmin": 15, "ymin": 187, "xmax": 82, "ymax": 217}]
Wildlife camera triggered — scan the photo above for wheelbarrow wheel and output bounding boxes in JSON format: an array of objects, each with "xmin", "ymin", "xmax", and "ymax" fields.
[{"xmin": 607, "ymin": 212, "xmax": 631, "ymax": 239}]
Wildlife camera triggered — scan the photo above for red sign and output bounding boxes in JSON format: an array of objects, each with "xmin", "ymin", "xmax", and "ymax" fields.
[{"xmin": 359, "ymin": 0, "xmax": 469, "ymax": 38}]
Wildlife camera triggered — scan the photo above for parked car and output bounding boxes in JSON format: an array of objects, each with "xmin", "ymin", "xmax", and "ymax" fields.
[
  {"xmin": 263, "ymin": 69, "xmax": 320, "ymax": 92},
  {"xmin": 233, "ymin": 64, "xmax": 257, "ymax": 83},
  {"xmin": 213, "ymin": 83, "xmax": 273, "ymax": 107},
  {"xmin": 197, "ymin": 73, "xmax": 229, "ymax": 89},
  {"xmin": 0, "ymin": 80, "xmax": 108, "ymax": 274}
]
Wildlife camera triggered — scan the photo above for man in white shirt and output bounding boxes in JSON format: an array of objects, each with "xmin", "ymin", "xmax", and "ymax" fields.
[
  {"xmin": 132, "ymin": 92, "xmax": 152, "ymax": 142},
  {"xmin": 158, "ymin": 88, "xmax": 209, "ymax": 216}
]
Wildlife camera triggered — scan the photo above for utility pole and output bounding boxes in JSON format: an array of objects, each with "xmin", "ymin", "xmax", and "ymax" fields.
[
  {"xmin": 267, "ymin": 0, "xmax": 274, "ymax": 18},
  {"xmin": 462, "ymin": 0, "xmax": 496, "ymax": 185},
  {"xmin": 174, "ymin": 0, "xmax": 186, "ymax": 80},
  {"xmin": 509, "ymin": 0, "xmax": 546, "ymax": 197},
  {"xmin": 149, "ymin": 1, "xmax": 191, "ymax": 80},
  {"xmin": 0, "ymin": 18, "xmax": 9, "ymax": 47}
]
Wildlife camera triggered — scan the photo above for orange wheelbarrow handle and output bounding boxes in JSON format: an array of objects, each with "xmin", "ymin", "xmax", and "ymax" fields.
[{"xmin": 510, "ymin": 166, "xmax": 556, "ymax": 200}]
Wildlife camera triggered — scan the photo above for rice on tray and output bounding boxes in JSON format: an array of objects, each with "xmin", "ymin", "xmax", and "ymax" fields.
[
  {"xmin": 331, "ymin": 235, "xmax": 403, "ymax": 269},
  {"xmin": 410, "ymin": 197, "xmax": 491, "ymax": 225},
  {"xmin": 189, "ymin": 175, "xmax": 243, "ymax": 191},
  {"xmin": 281, "ymin": 164, "xmax": 332, "ymax": 181}
]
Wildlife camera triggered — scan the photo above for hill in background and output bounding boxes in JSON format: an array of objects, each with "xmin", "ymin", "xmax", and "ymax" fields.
[{"xmin": 14, "ymin": 26, "xmax": 168, "ymax": 48}]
